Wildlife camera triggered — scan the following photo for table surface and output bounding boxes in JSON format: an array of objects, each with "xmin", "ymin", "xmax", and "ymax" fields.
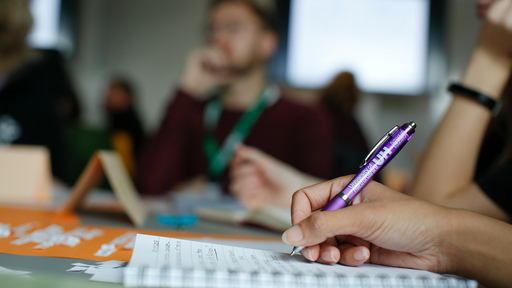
[{"xmin": 0, "ymin": 190, "xmax": 284, "ymax": 287}]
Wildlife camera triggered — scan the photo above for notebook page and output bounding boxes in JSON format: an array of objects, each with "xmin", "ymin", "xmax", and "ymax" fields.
[{"xmin": 124, "ymin": 234, "xmax": 476, "ymax": 288}]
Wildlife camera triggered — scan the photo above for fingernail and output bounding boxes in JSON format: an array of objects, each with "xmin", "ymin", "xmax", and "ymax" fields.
[
  {"xmin": 302, "ymin": 248, "xmax": 313, "ymax": 261},
  {"xmin": 354, "ymin": 248, "xmax": 369, "ymax": 261},
  {"xmin": 321, "ymin": 250, "xmax": 335, "ymax": 262},
  {"xmin": 281, "ymin": 225, "xmax": 303, "ymax": 245}
]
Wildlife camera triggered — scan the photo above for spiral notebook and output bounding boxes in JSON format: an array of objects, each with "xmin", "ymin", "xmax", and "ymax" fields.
[{"xmin": 124, "ymin": 234, "xmax": 477, "ymax": 288}]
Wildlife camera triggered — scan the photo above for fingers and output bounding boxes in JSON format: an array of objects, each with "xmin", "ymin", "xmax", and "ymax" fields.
[
  {"xmin": 230, "ymin": 146, "xmax": 244, "ymax": 168},
  {"xmin": 285, "ymin": 181, "xmax": 399, "ymax": 246},
  {"xmin": 477, "ymin": 0, "xmax": 495, "ymax": 19},
  {"xmin": 229, "ymin": 154, "xmax": 264, "ymax": 207},
  {"xmin": 180, "ymin": 46, "xmax": 230, "ymax": 97},
  {"xmin": 230, "ymin": 145, "xmax": 266, "ymax": 172},
  {"xmin": 317, "ymin": 245, "xmax": 341, "ymax": 264},
  {"xmin": 338, "ymin": 244, "xmax": 370, "ymax": 266},
  {"xmin": 504, "ymin": 1, "xmax": 512, "ymax": 30},
  {"xmin": 299, "ymin": 246, "xmax": 317, "ymax": 261},
  {"xmin": 232, "ymin": 145, "xmax": 273, "ymax": 170},
  {"xmin": 229, "ymin": 174, "xmax": 264, "ymax": 209},
  {"xmin": 230, "ymin": 161, "xmax": 259, "ymax": 180},
  {"xmin": 335, "ymin": 235, "xmax": 372, "ymax": 266},
  {"xmin": 304, "ymin": 237, "xmax": 338, "ymax": 262},
  {"xmin": 486, "ymin": 0, "xmax": 512, "ymax": 24},
  {"xmin": 201, "ymin": 46, "xmax": 228, "ymax": 71},
  {"xmin": 284, "ymin": 209, "xmax": 359, "ymax": 248},
  {"xmin": 297, "ymin": 239, "xmax": 370, "ymax": 266},
  {"xmin": 485, "ymin": 0, "xmax": 512, "ymax": 32},
  {"xmin": 281, "ymin": 180, "xmax": 448, "ymax": 272},
  {"xmin": 290, "ymin": 176, "xmax": 355, "ymax": 225}
]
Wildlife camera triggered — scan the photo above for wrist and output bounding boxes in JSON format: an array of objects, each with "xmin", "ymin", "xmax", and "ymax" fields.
[
  {"xmin": 437, "ymin": 208, "xmax": 468, "ymax": 276},
  {"xmin": 448, "ymin": 83, "xmax": 502, "ymax": 116},
  {"xmin": 442, "ymin": 208, "xmax": 511, "ymax": 286},
  {"xmin": 430, "ymin": 207, "xmax": 463, "ymax": 275},
  {"xmin": 462, "ymin": 46, "xmax": 512, "ymax": 99}
]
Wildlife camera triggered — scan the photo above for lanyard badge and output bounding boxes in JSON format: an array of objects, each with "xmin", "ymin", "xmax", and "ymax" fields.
[{"xmin": 203, "ymin": 86, "xmax": 271, "ymax": 180}]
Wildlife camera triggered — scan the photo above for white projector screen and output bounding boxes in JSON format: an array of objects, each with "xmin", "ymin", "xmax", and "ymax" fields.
[{"xmin": 287, "ymin": 0, "xmax": 430, "ymax": 95}]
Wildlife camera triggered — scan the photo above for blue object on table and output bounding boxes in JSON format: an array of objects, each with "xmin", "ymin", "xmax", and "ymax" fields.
[{"xmin": 157, "ymin": 214, "xmax": 198, "ymax": 228}]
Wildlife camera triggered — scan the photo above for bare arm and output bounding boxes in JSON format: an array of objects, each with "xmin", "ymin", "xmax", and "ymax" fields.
[
  {"xmin": 409, "ymin": 1, "xmax": 512, "ymax": 221},
  {"xmin": 449, "ymin": 207, "xmax": 512, "ymax": 288},
  {"xmin": 282, "ymin": 176, "xmax": 512, "ymax": 288}
]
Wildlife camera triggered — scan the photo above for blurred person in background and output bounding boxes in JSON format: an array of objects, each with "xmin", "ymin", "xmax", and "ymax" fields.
[
  {"xmin": 103, "ymin": 76, "xmax": 145, "ymax": 176},
  {"xmin": 136, "ymin": 0, "xmax": 333, "ymax": 196},
  {"xmin": 318, "ymin": 72, "xmax": 370, "ymax": 178},
  {"xmin": 0, "ymin": 0, "xmax": 76, "ymax": 182},
  {"xmin": 65, "ymin": 76, "xmax": 145, "ymax": 184}
]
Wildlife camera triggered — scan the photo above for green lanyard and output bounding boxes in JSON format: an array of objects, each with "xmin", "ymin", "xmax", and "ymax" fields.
[{"xmin": 203, "ymin": 86, "xmax": 270, "ymax": 180}]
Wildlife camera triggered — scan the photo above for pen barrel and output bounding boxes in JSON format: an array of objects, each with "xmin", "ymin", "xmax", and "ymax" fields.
[
  {"xmin": 322, "ymin": 195, "xmax": 349, "ymax": 211},
  {"xmin": 337, "ymin": 125, "xmax": 414, "ymax": 205}
]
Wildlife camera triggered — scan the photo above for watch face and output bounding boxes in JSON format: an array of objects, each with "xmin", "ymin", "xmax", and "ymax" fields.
[{"xmin": 0, "ymin": 115, "xmax": 22, "ymax": 144}]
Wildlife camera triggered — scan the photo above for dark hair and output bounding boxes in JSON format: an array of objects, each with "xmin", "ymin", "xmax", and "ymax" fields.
[
  {"xmin": 0, "ymin": 0, "xmax": 33, "ymax": 69},
  {"xmin": 493, "ymin": 75, "xmax": 512, "ymax": 163},
  {"xmin": 319, "ymin": 72, "xmax": 359, "ymax": 116},
  {"xmin": 475, "ymin": 75, "xmax": 512, "ymax": 179},
  {"xmin": 209, "ymin": 0, "xmax": 278, "ymax": 34}
]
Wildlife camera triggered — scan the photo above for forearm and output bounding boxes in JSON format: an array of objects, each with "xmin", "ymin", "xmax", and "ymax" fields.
[
  {"xmin": 410, "ymin": 44, "xmax": 511, "ymax": 203},
  {"xmin": 445, "ymin": 209, "xmax": 512, "ymax": 288},
  {"xmin": 410, "ymin": 97, "xmax": 490, "ymax": 201}
]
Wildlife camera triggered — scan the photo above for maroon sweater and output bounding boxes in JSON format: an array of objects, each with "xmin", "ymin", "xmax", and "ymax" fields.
[{"xmin": 136, "ymin": 90, "xmax": 333, "ymax": 195}]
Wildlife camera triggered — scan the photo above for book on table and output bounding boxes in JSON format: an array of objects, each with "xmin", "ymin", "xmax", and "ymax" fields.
[
  {"xmin": 124, "ymin": 234, "xmax": 477, "ymax": 288},
  {"xmin": 195, "ymin": 205, "xmax": 292, "ymax": 232}
]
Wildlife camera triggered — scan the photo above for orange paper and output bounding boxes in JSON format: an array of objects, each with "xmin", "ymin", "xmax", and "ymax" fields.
[{"xmin": 0, "ymin": 206, "xmax": 279, "ymax": 262}]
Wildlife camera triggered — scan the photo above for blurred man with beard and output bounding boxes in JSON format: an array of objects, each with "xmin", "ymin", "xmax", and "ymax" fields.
[{"xmin": 136, "ymin": 0, "xmax": 333, "ymax": 198}]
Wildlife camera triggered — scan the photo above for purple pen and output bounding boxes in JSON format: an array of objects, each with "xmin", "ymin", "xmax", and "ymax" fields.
[{"xmin": 290, "ymin": 121, "xmax": 416, "ymax": 256}]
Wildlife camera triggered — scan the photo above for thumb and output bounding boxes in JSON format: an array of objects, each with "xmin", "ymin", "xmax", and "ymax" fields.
[
  {"xmin": 282, "ymin": 208, "xmax": 364, "ymax": 248},
  {"xmin": 231, "ymin": 144, "xmax": 245, "ymax": 167},
  {"xmin": 283, "ymin": 180, "xmax": 394, "ymax": 247}
]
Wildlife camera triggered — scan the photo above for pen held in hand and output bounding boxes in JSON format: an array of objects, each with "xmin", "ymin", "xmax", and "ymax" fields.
[{"xmin": 290, "ymin": 121, "xmax": 417, "ymax": 256}]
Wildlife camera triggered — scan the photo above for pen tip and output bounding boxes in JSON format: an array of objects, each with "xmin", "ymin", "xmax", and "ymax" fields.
[{"xmin": 290, "ymin": 250, "xmax": 296, "ymax": 256}]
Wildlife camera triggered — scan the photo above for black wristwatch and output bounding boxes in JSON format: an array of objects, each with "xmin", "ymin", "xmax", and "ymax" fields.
[{"xmin": 448, "ymin": 83, "xmax": 502, "ymax": 116}]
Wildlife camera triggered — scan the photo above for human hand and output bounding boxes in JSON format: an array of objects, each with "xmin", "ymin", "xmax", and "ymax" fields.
[
  {"xmin": 478, "ymin": 0, "xmax": 499, "ymax": 19},
  {"xmin": 179, "ymin": 46, "xmax": 233, "ymax": 99},
  {"xmin": 478, "ymin": 0, "xmax": 512, "ymax": 59},
  {"xmin": 281, "ymin": 176, "xmax": 453, "ymax": 274},
  {"xmin": 465, "ymin": 0, "xmax": 512, "ymax": 97},
  {"xmin": 171, "ymin": 175, "xmax": 208, "ymax": 192},
  {"xmin": 229, "ymin": 145, "xmax": 321, "ymax": 209}
]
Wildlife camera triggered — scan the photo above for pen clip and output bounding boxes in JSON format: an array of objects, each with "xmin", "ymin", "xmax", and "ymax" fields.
[{"xmin": 359, "ymin": 125, "xmax": 399, "ymax": 168}]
